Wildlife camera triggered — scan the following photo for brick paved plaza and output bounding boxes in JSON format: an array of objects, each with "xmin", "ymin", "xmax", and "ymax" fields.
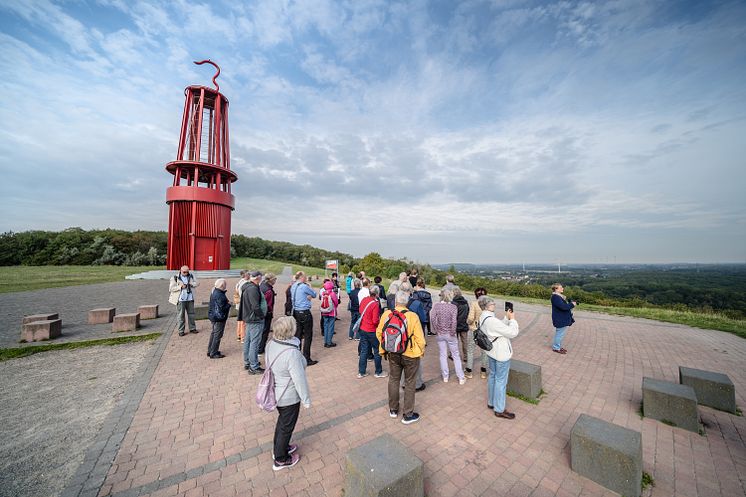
[{"xmin": 48, "ymin": 276, "xmax": 746, "ymax": 497}]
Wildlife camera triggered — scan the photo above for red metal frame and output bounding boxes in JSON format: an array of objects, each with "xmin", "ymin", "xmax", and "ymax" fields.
[{"xmin": 165, "ymin": 60, "xmax": 237, "ymax": 270}]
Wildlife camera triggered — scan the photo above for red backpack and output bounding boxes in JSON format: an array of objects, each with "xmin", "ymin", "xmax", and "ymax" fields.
[
  {"xmin": 382, "ymin": 308, "xmax": 411, "ymax": 353},
  {"xmin": 320, "ymin": 290, "xmax": 333, "ymax": 313}
]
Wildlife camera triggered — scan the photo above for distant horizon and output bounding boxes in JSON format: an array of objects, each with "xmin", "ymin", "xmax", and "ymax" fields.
[{"xmin": 2, "ymin": 224, "xmax": 744, "ymax": 266}]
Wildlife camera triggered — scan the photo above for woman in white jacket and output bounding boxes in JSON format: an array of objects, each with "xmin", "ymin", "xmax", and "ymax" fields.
[
  {"xmin": 477, "ymin": 296, "xmax": 519, "ymax": 419},
  {"xmin": 265, "ymin": 316, "xmax": 311, "ymax": 470}
]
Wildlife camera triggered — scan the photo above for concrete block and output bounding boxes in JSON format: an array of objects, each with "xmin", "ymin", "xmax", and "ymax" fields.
[
  {"xmin": 507, "ymin": 359, "xmax": 542, "ymax": 400},
  {"xmin": 112, "ymin": 313, "xmax": 140, "ymax": 332},
  {"xmin": 345, "ymin": 433, "xmax": 424, "ymax": 497},
  {"xmin": 571, "ymin": 414, "xmax": 642, "ymax": 497},
  {"xmin": 642, "ymin": 377, "xmax": 699, "ymax": 432},
  {"xmin": 22, "ymin": 313, "xmax": 59, "ymax": 325},
  {"xmin": 88, "ymin": 308, "xmax": 115, "ymax": 324},
  {"xmin": 137, "ymin": 305, "xmax": 159, "ymax": 320},
  {"xmin": 679, "ymin": 366, "xmax": 736, "ymax": 414},
  {"xmin": 21, "ymin": 319, "xmax": 62, "ymax": 342},
  {"xmin": 194, "ymin": 304, "xmax": 209, "ymax": 320}
]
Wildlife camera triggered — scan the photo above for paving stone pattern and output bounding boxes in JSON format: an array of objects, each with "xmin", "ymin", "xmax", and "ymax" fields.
[
  {"xmin": 0, "ymin": 280, "xmax": 175, "ymax": 348},
  {"xmin": 89, "ymin": 280, "xmax": 746, "ymax": 497}
]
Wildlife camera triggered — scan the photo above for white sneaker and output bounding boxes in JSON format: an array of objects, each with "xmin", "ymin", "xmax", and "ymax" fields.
[
  {"xmin": 357, "ymin": 373, "xmax": 369, "ymax": 379},
  {"xmin": 443, "ymin": 377, "xmax": 449, "ymax": 383},
  {"xmin": 459, "ymin": 378, "xmax": 466, "ymax": 385},
  {"xmin": 374, "ymin": 372, "xmax": 388, "ymax": 378}
]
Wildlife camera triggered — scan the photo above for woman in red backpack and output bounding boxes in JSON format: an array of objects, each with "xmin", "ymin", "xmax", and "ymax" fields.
[{"xmin": 320, "ymin": 280, "xmax": 339, "ymax": 348}]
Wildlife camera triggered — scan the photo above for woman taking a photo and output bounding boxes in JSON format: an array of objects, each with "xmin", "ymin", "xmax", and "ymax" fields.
[
  {"xmin": 550, "ymin": 283, "xmax": 575, "ymax": 354},
  {"xmin": 477, "ymin": 296, "xmax": 519, "ymax": 419},
  {"xmin": 265, "ymin": 316, "xmax": 311, "ymax": 471}
]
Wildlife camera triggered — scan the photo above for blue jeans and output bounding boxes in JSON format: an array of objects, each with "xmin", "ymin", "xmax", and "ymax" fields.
[
  {"xmin": 348, "ymin": 310, "xmax": 360, "ymax": 339},
  {"xmin": 322, "ymin": 315, "xmax": 335, "ymax": 345},
  {"xmin": 358, "ymin": 331, "xmax": 382, "ymax": 375},
  {"xmin": 553, "ymin": 326, "xmax": 568, "ymax": 351},
  {"xmin": 243, "ymin": 321, "xmax": 263, "ymax": 370},
  {"xmin": 488, "ymin": 357, "xmax": 510, "ymax": 413}
]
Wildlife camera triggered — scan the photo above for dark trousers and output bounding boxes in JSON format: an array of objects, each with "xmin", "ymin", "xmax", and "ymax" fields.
[
  {"xmin": 207, "ymin": 320, "xmax": 226, "ymax": 357},
  {"xmin": 273, "ymin": 402, "xmax": 301, "ymax": 462},
  {"xmin": 293, "ymin": 310, "xmax": 314, "ymax": 360},
  {"xmin": 359, "ymin": 331, "xmax": 382, "ymax": 375},
  {"xmin": 388, "ymin": 354, "xmax": 420, "ymax": 416},
  {"xmin": 258, "ymin": 314, "xmax": 273, "ymax": 355}
]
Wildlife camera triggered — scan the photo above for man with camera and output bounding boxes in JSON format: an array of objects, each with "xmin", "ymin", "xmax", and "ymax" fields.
[{"xmin": 169, "ymin": 265, "xmax": 200, "ymax": 336}]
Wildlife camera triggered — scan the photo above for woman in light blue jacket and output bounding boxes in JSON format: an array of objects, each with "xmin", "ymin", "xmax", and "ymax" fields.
[
  {"xmin": 265, "ymin": 316, "xmax": 311, "ymax": 471},
  {"xmin": 477, "ymin": 296, "xmax": 519, "ymax": 419}
]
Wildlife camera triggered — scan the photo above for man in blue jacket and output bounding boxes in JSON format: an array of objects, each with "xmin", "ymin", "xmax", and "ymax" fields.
[
  {"xmin": 207, "ymin": 279, "xmax": 232, "ymax": 359},
  {"xmin": 550, "ymin": 283, "xmax": 576, "ymax": 354}
]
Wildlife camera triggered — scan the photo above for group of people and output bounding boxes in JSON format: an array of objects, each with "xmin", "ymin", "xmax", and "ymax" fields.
[{"xmin": 170, "ymin": 265, "xmax": 576, "ymax": 471}]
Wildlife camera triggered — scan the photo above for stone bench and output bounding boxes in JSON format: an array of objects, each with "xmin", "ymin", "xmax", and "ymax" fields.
[
  {"xmin": 642, "ymin": 377, "xmax": 699, "ymax": 432},
  {"xmin": 571, "ymin": 414, "xmax": 642, "ymax": 497},
  {"xmin": 507, "ymin": 359, "xmax": 542, "ymax": 400},
  {"xmin": 194, "ymin": 304, "xmax": 209, "ymax": 320},
  {"xmin": 138, "ymin": 305, "xmax": 159, "ymax": 320},
  {"xmin": 113, "ymin": 313, "xmax": 140, "ymax": 332},
  {"xmin": 22, "ymin": 319, "xmax": 62, "ymax": 342},
  {"xmin": 88, "ymin": 308, "xmax": 115, "ymax": 324},
  {"xmin": 345, "ymin": 434, "xmax": 424, "ymax": 497},
  {"xmin": 679, "ymin": 366, "xmax": 736, "ymax": 414},
  {"xmin": 22, "ymin": 313, "xmax": 59, "ymax": 325}
]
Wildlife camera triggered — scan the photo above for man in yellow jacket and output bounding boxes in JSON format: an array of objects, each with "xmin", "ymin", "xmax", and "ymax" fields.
[{"xmin": 377, "ymin": 290, "xmax": 427, "ymax": 424}]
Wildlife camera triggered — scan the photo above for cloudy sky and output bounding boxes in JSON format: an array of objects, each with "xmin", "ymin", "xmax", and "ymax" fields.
[{"xmin": 1, "ymin": 0, "xmax": 745, "ymax": 264}]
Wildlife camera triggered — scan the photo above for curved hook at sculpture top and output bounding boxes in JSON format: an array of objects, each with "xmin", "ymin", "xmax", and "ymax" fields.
[{"xmin": 194, "ymin": 59, "xmax": 221, "ymax": 92}]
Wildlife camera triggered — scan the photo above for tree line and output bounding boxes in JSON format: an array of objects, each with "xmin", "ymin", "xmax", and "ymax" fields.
[{"xmin": 2, "ymin": 229, "xmax": 741, "ymax": 318}]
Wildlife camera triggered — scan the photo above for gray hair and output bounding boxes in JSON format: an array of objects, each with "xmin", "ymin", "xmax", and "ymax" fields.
[
  {"xmin": 263, "ymin": 272, "xmax": 277, "ymax": 283},
  {"xmin": 478, "ymin": 295, "xmax": 495, "ymax": 310},
  {"xmin": 388, "ymin": 281, "xmax": 400, "ymax": 295},
  {"xmin": 399, "ymin": 272, "xmax": 408, "ymax": 281},
  {"xmin": 369, "ymin": 285, "xmax": 380, "ymax": 297},
  {"xmin": 452, "ymin": 286, "xmax": 462, "ymax": 298},
  {"xmin": 446, "ymin": 274, "xmax": 455, "ymax": 283},
  {"xmin": 353, "ymin": 278, "xmax": 362, "ymax": 289},
  {"xmin": 395, "ymin": 290, "xmax": 410, "ymax": 305},
  {"xmin": 440, "ymin": 289, "xmax": 453, "ymax": 303},
  {"xmin": 214, "ymin": 278, "xmax": 226, "ymax": 290},
  {"xmin": 399, "ymin": 282, "xmax": 413, "ymax": 294},
  {"xmin": 272, "ymin": 316, "xmax": 297, "ymax": 340}
]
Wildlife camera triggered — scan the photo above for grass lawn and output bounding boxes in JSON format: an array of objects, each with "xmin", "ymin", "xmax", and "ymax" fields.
[
  {"xmin": 0, "ymin": 259, "xmax": 328, "ymax": 294},
  {"xmin": 0, "ymin": 333, "xmax": 162, "ymax": 361},
  {"xmin": 0, "ymin": 265, "xmax": 164, "ymax": 294},
  {"xmin": 230, "ymin": 257, "xmax": 326, "ymax": 277},
  {"xmin": 490, "ymin": 294, "xmax": 746, "ymax": 339}
]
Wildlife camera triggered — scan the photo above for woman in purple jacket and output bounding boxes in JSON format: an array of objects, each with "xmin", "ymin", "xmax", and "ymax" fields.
[{"xmin": 550, "ymin": 283, "xmax": 576, "ymax": 354}]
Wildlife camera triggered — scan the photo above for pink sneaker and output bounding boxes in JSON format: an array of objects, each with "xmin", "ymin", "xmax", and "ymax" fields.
[{"xmin": 273, "ymin": 452, "xmax": 300, "ymax": 471}]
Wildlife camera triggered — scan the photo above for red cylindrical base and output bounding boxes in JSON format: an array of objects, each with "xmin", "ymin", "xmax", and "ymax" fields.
[{"xmin": 166, "ymin": 199, "xmax": 233, "ymax": 270}]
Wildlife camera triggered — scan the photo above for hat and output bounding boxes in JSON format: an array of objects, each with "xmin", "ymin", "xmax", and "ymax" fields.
[
  {"xmin": 249, "ymin": 270, "xmax": 263, "ymax": 278},
  {"xmin": 324, "ymin": 281, "xmax": 334, "ymax": 291}
]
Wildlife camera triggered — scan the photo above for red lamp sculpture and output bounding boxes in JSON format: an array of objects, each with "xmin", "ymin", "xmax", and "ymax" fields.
[{"xmin": 165, "ymin": 60, "xmax": 237, "ymax": 270}]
